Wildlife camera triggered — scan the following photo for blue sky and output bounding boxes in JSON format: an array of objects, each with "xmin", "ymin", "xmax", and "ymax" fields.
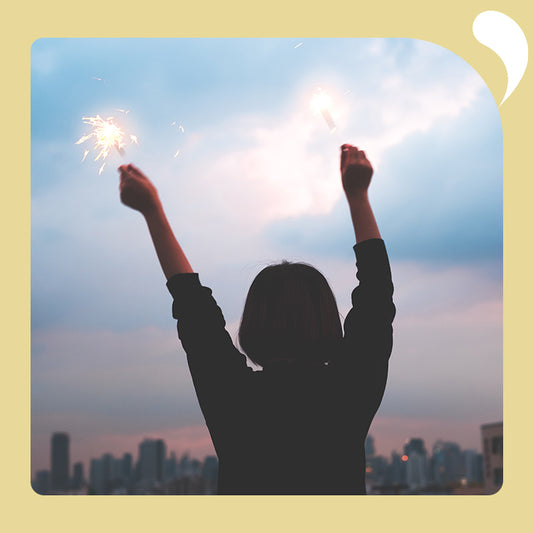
[{"xmin": 31, "ymin": 38, "xmax": 502, "ymax": 475}]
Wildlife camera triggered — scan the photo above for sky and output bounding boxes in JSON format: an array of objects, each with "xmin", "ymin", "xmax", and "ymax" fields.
[{"xmin": 31, "ymin": 38, "xmax": 502, "ymax": 478}]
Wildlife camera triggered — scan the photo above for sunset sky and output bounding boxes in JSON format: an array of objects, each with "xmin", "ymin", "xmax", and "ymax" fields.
[{"xmin": 31, "ymin": 38, "xmax": 502, "ymax": 477}]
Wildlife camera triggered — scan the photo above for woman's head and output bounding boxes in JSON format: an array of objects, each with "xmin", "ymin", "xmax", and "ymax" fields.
[{"xmin": 238, "ymin": 261, "xmax": 343, "ymax": 367}]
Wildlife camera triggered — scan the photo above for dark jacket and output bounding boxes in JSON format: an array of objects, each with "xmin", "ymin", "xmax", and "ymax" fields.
[{"xmin": 167, "ymin": 238, "xmax": 395, "ymax": 494}]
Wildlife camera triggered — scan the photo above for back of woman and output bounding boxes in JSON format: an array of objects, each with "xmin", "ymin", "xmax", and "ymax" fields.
[{"xmin": 119, "ymin": 144, "xmax": 395, "ymax": 494}]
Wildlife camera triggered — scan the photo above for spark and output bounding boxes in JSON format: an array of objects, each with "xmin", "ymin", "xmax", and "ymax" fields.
[
  {"xmin": 92, "ymin": 76, "xmax": 103, "ymax": 81},
  {"xmin": 115, "ymin": 108, "xmax": 130, "ymax": 115},
  {"xmin": 76, "ymin": 115, "xmax": 125, "ymax": 160},
  {"xmin": 178, "ymin": 125, "xmax": 185, "ymax": 133},
  {"xmin": 174, "ymin": 149, "xmax": 180, "ymax": 158},
  {"xmin": 170, "ymin": 121, "xmax": 176, "ymax": 127},
  {"xmin": 294, "ymin": 42, "xmax": 303, "ymax": 49},
  {"xmin": 76, "ymin": 114, "xmax": 138, "ymax": 173},
  {"xmin": 311, "ymin": 88, "xmax": 336, "ymax": 132}
]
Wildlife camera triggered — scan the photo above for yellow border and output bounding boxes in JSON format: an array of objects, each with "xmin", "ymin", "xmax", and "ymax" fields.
[{"xmin": 4, "ymin": 1, "xmax": 531, "ymax": 531}]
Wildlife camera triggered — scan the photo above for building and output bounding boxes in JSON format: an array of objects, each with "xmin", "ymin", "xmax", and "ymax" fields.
[
  {"xmin": 202, "ymin": 456, "xmax": 219, "ymax": 494},
  {"xmin": 463, "ymin": 449, "xmax": 484, "ymax": 485},
  {"xmin": 430, "ymin": 440, "xmax": 463, "ymax": 486},
  {"xmin": 404, "ymin": 438, "xmax": 428, "ymax": 490},
  {"xmin": 51, "ymin": 432, "xmax": 70, "ymax": 492},
  {"xmin": 32, "ymin": 470, "xmax": 51, "ymax": 495},
  {"xmin": 138, "ymin": 438, "xmax": 166, "ymax": 483},
  {"xmin": 481, "ymin": 422, "xmax": 503, "ymax": 494},
  {"xmin": 89, "ymin": 457, "xmax": 105, "ymax": 494},
  {"xmin": 72, "ymin": 462, "xmax": 85, "ymax": 489}
]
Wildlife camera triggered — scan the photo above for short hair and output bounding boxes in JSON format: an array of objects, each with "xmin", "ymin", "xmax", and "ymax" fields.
[{"xmin": 238, "ymin": 261, "xmax": 343, "ymax": 367}]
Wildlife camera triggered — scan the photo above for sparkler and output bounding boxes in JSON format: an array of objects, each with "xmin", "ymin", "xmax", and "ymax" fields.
[
  {"xmin": 311, "ymin": 88, "xmax": 336, "ymax": 132},
  {"xmin": 76, "ymin": 114, "xmax": 138, "ymax": 173}
]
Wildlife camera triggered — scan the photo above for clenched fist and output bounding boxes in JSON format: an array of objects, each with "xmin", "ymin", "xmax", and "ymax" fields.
[
  {"xmin": 118, "ymin": 164, "xmax": 160, "ymax": 215},
  {"xmin": 340, "ymin": 144, "xmax": 373, "ymax": 198}
]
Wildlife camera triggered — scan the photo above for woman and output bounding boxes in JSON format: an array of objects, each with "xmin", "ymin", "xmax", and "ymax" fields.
[{"xmin": 118, "ymin": 144, "xmax": 395, "ymax": 494}]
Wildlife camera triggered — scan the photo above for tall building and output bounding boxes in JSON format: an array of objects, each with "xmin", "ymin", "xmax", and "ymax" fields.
[
  {"xmin": 72, "ymin": 462, "xmax": 84, "ymax": 490},
  {"xmin": 121, "ymin": 453, "xmax": 133, "ymax": 486},
  {"xmin": 431, "ymin": 440, "xmax": 463, "ymax": 485},
  {"xmin": 463, "ymin": 449, "xmax": 484, "ymax": 485},
  {"xmin": 138, "ymin": 438, "xmax": 166, "ymax": 483},
  {"xmin": 32, "ymin": 470, "xmax": 51, "ymax": 495},
  {"xmin": 89, "ymin": 458, "xmax": 105, "ymax": 494},
  {"xmin": 481, "ymin": 422, "xmax": 503, "ymax": 494},
  {"xmin": 403, "ymin": 438, "xmax": 428, "ymax": 490},
  {"xmin": 165, "ymin": 451, "xmax": 178, "ymax": 482},
  {"xmin": 51, "ymin": 432, "xmax": 70, "ymax": 492}
]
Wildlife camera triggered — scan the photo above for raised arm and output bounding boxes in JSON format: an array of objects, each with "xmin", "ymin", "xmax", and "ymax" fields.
[
  {"xmin": 340, "ymin": 144, "xmax": 381, "ymax": 243},
  {"xmin": 118, "ymin": 164, "xmax": 193, "ymax": 279},
  {"xmin": 338, "ymin": 144, "xmax": 395, "ymax": 373}
]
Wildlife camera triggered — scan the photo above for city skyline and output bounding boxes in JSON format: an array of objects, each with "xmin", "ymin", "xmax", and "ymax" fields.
[
  {"xmin": 32, "ymin": 424, "xmax": 494, "ymax": 481},
  {"xmin": 31, "ymin": 38, "xmax": 502, "ymax": 479},
  {"xmin": 33, "ymin": 427, "xmax": 498, "ymax": 495}
]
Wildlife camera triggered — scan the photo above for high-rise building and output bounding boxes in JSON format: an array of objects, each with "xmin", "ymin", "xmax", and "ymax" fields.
[
  {"xmin": 165, "ymin": 451, "xmax": 178, "ymax": 481},
  {"xmin": 51, "ymin": 432, "xmax": 70, "ymax": 492},
  {"xmin": 481, "ymin": 422, "xmax": 503, "ymax": 494},
  {"xmin": 463, "ymin": 449, "xmax": 484, "ymax": 485},
  {"xmin": 387, "ymin": 451, "xmax": 407, "ymax": 486},
  {"xmin": 72, "ymin": 462, "xmax": 84, "ymax": 489},
  {"xmin": 431, "ymin": 440, "xmax": 463, "ymax": 485},
  {"xmin": 202, "ymin": 456, "xmax": 219, "ymax": 495},
  {"xmin": 403, "ymin": 438, "xmax": 428, "ymax": 490},
  {"xmin": 32, "ymin": 470, "xmax": 51, "ymax": 495},
  {"xmin": 89, "ymin": 458, "xmax": 105, "ymax": 494},
  {"xmin": 138, "ymin": 438, "xmax": 166, "ymax": 483},
  {"xmin": 121, "ymin": 453, "xmax": 133, "ymax": 486}
]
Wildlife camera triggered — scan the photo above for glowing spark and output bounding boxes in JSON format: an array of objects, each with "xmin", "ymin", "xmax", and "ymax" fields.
[
  {"xmin": 178, "ymin": 125, "xmax": 185, "ymax": 133},
  {"xmin": 174, "ymin": 149, "xmax": 180, "ymax": 158},
  {"xmin": 92, "ymin": 76, "xmax": 103, "ymax": 81},
  {"xmin": 76, "ymin": 114, "xmax": 138, "ymax": 174},
  {"xmin": 294, "ymin": 42, "xmax": 303, "ymax": 49},
  {"xmin": 170, "ymin": 121, "xmax": 176, "ymax": 127},
  {"xmin": 311, "ymin": 88, "xmax": 336, "ymax": 132},
  {"xmin": 76, "ymin": 115, "xmax": 125, "ymax": 161},
  {"xmin": 115, "ymin": 108, "xmax": 130, "ymax": 115}
]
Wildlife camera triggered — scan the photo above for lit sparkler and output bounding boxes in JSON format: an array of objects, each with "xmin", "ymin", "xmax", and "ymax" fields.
[
  {"xmin": 311, "ymin": 88, "xmax": 336, "ymax": 132},
  {"xmin": 76, "ymin": 114, "xmax": 138, "ymax": 172}
]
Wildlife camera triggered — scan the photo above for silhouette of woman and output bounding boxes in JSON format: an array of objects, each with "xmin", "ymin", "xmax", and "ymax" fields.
[{"xmin": 118, "ymin": 144, "xmax": 395, "ymax": 494}]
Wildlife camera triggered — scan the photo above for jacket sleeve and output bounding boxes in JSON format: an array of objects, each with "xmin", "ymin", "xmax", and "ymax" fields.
[
  {"xmin": 166, "ymin": 273, "xmax": 252, "ymax": 378},
  {"xmin": 342, "ymin": 238, "xmax": 396, "ymax": 369}
]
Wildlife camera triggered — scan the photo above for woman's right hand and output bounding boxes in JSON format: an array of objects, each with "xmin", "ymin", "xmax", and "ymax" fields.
[
  {"xmin": 340, "ymin": 144, "xmax": 373, "ymax": 199},
  {"xmin": 118, "ymin": 164, "xmax": 160, "ymax": 215}
]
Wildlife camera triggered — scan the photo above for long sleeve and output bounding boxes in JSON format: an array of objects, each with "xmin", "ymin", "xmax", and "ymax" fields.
[
  {"xmin": 343, "ymin": 238, "xmax": 396, "ymax": 360},
  {"xmin": 336, "ymin": 239, "xmax": 395, "ymax": 423},
  {"xmin": 166, "ymin": 273, "xmax": 251, "ymax": 376},
  {"xmin": 166, "ymin": 274, "xmax": 256, "ymax": 463}
]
